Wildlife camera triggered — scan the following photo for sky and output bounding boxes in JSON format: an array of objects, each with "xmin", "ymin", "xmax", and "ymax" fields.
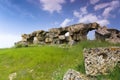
[{"xmin": 0, "ymin": 0, "xmax": 120, "ymax": 48}]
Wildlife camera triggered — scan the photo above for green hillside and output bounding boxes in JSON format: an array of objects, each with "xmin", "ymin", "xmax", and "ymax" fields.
[{"xmin": 0, "ymin": 41, "xmax": 120, "ymax": 80}]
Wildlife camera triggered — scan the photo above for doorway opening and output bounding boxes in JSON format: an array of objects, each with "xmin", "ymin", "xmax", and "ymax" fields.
[{"xmin": 87, "ymin": 30, "xmax": 95, "ymax": 40}]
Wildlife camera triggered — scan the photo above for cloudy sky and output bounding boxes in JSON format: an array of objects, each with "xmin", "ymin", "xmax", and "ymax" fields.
[{"xmin": 0, "ymin": 0, "xmax": 120, "ymax": 48}]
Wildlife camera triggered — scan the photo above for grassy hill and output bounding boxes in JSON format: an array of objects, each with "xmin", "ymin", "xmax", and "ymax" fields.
[{"xmin": 0, "ymin": 41, "xmax": 120, "ymax": 80}]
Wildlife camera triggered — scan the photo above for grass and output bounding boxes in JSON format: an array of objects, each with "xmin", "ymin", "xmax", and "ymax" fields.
[{"xmin": 0, "ymin": 40, "xmax": 119, "ymax": 80}]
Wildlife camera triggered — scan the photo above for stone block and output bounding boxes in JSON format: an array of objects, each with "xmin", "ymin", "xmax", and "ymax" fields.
[{"xmin": 84, "ymin": 47, "xmax": 120, "ymax": 76}]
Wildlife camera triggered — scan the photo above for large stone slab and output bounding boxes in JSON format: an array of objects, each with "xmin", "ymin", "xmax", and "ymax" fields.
[{"xmin": 84, "ymin": 47, "xmax": 120, "ymax": 76}]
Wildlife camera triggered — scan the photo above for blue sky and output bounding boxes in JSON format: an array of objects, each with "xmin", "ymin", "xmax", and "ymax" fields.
[{"xmin": 0, "ymin": 0, "xmax": 120, "ymax": 48}]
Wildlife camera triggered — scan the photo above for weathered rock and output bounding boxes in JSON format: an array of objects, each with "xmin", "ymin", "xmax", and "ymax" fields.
[
  {"xmin": 95, "ymin": 27, "xmax": 111, "ymax": 41},
  {"xmin": 59, "ymin": 35, "xmax": 66, "ymax": 40},
  {"xmin": 68, "ymin": 23, "xmax": 85, "ymax": 32},
  {"xmin": 45, "ymin": 38, "xmax": 53, "ymax": 43},
  {"xmin": 15, "ymin": 41, "xmax": 28, "ymax": 47},
  {"xmin": 90, "ymin": 22, "xmax": 100, "ymax": 29},
  {"xmin": 106, "ymin": 29, "xmax": 120, "ymax": 44},
  {"xmin": 49, "ymin": 28, "xmax": 61, "ymax": 35},
  {"xmin": 84, "ymin": 47, "xmax": 120, "ymax": 76},
  {"xmin": 63, "ymin": 69, "xmax": 89, "ymax": 80},
  {"xmin": 21, "ymin": 34, "xmax": 29, "ymax": 41},
  {"xmin": 95, "ymin": 27, "xmax": 120, "ymax": 43}
]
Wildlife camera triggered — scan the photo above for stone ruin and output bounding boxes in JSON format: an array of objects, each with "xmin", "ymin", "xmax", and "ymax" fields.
[
  {"xmin": 15, "ymin": 22, "xmax": 120, "ymax": 46},
  {"xmin": 95, "ymin": 26, "xmax": 120, "ymax": 44},
  {"xmin": 63, "ymin": 47, "xmax": 120, "ymax": 80}
]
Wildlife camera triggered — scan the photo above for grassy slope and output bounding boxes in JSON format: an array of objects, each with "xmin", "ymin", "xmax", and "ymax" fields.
[{"xmin": 0, "ymin": 41, "xmax": 120, "ymax": 80}]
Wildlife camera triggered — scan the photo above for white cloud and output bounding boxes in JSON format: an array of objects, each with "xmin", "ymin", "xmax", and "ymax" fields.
[
  {"xmin": 97, "ymin": 19, "xmax": 109, "ymax": 26},
  {"xmin": 73, "ymin": 6, "xmax": 109, "ymax": 26},
  {"xmin": 95, "ymin": 0, "xmax": 120, "ymax": 11},
  {"xmin": 102, "ymin": 0, "xmax": 120, "ymax": 18},
  {"xmin": 73, "ymin": 0, "xmax": 119, "ymax": 26},
  {"xmin": 73, "ymin": 6, "xmax": 87, "ymax": 18},
  {"xmin": 78, "ymin": 14, "xmax": 109, "ymax": 26},
  {"xmin": 0, "ymin": 34, "xmax": 21, "ymax": 48},
  {"xmin": 90, "ymin": 0, "xmax": 99, "ymax": 4},
  {"xmin": 94, "ymin": 0, "xmax": 120, "ymax": 18},
  {"xmin": 70, "ymin": 0, "xmax": 75, "ymax": 3},
  {"xmin": 40, "ymin": 0, "xmax": 65, "ymax": 13},
  {"xmin": 79, "ymin": 14, "xmax": 97, "ymax": 23},
  {"xmin": 94, "ymin": 3, "xmax": 110, "ymax": 10},
  {"xmin": 110, "ymin": 0, "xmax": 120, "ymax": 8},
  {"xmin": 60, "ymin": 18, "xmax": 72, "ymax": 27},
  {"xmin": 73, "ymin": 10, "xmax": 81, "ymax": 18},
  {"xmin": 102, "ymin": 7, "xmax": 113, "ymax": 18},
  {"xmin": 80, "ymin": 6, "xmax": 87, "ymax": 14}
]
